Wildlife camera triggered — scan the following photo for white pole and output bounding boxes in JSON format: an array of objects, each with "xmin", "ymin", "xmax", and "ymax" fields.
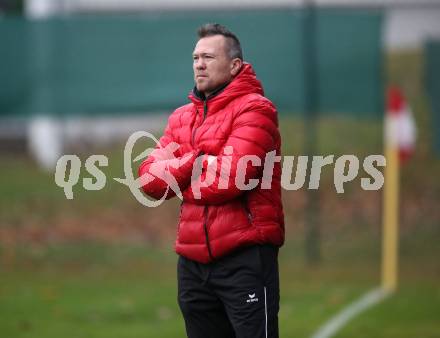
[
  {"xmin": 25, "ymin": 0, "xmax": 64, "ymax": 171},
  {"xmin": 28, "ymin": 116, "xmax": 64, "ymax": 171},
  {"xmin": 25, "ymin": 0, "xmax": 59, "ymax": 19}
]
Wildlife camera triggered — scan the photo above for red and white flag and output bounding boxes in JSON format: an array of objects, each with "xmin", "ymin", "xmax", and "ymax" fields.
[{"xmin": 385, "ymin": 86, "xmax": 417, "ymax": 164}]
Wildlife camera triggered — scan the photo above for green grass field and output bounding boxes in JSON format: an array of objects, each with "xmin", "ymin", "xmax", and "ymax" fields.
[
  {"xmin": 1, "ymin": 229, "xmax": 439, "ymax": 338},
  {"xmin": 1, "ymin": 51, "xmax": 440, "ymax": 337}
]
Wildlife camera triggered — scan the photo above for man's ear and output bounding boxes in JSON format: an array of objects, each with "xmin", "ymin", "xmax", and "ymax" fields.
[{"xmin": 230, "ymin": 58, "xmax": 243, "ymax": 77}]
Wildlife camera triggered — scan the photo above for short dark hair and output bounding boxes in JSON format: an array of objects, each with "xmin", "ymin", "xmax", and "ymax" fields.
[{"xmin": 197, "ymin": 23, "xmax": 243, "ymax": 60}]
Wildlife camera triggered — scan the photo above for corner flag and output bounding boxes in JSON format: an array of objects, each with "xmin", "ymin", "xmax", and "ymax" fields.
[{"xmin": 385, "ymin": 86, "xmax": 417, "ymax": 164}]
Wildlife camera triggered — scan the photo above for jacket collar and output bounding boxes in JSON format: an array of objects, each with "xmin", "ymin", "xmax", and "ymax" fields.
[
  {"xmin": 191, "ymin": 81, "xmax": 230, "ymax": 101},
  {"xmin": 188, "ymin": 62, "xmax": 264, "ymax": 115}
]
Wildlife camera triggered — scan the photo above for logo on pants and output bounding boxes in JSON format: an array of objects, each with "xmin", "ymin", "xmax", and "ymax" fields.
[{"xmin": 247, "ymin": 293, "xmax": 259, "ymax": 303}]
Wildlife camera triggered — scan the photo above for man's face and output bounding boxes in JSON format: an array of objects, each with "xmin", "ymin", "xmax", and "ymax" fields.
[{"xmin": 192, "ymin": 35, "xmax": 235, "ymax": 97}]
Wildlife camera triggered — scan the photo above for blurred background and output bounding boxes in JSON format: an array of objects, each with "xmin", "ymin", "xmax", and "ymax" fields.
[{"xmin": 1, "ymin": 0, "xmax": 439, "ymax": 337}]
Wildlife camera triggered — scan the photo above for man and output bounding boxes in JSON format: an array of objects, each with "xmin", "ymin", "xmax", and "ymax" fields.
[{"xmin": 139, "ymin": 23, "xmax": 284, "ymax": 338}]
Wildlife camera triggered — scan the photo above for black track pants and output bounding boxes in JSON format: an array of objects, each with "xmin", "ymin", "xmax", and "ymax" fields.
[{"xmin": 177, "ymin": 244, "xmax": 280, "ymax": 338}]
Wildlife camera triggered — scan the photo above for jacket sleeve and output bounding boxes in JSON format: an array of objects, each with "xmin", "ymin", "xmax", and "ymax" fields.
[
  {"xmin": 138, "ymin": 122, "xmax": 199, "ymax": 201},
  {"xmin": 183, "ymin": 99, "xmax": 279, "ymax": 205}
]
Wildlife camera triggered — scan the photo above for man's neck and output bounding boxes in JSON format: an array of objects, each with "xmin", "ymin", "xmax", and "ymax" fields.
[{"xmin": 196, "ymin": 81, "xmax": 230, "ymax": 101}]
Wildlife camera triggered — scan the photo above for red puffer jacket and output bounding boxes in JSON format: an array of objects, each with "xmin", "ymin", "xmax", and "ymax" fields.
[{"xmin": 138, "ymin": 63, "xmax": 284, "ymax": 263}]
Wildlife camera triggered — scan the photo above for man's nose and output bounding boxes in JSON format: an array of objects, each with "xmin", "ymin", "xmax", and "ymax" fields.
[{"xmin": 195, "ymin": 59, "xmax": 206, "ymax": 69}]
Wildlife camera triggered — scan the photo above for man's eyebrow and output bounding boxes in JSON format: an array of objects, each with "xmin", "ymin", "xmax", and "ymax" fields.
[{"xmin": 192, "ymin": 52, "xmax": 216, "ymax": 57}]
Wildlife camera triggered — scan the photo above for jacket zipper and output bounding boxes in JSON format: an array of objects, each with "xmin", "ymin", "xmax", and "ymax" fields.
[
  {"xmin": 191, "ymin": 112, "xmax": 199, "ymax": 147},
  {"xmin": 203, "ymin": 205, "xmax": 213, "ymax": 260},
  {"xmin": 191, "ymin": 99, "xmax": 213, "ymax": 260},
  {"xmin": 203, "ymin": 100, "xmax": 207, "ymax": 120},
  {"xmin": 201, "ymin": 100, "xmax": 214, "ymax": 260},
  {"xmin": 191, "ymin": 100, "xmax": 208, "ymax": 147},
  {"xmin": 243, "ymin": 195, "xmax": 253, "ymax": 222}
]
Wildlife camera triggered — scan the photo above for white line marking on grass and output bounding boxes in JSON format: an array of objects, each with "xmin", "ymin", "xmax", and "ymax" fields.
[{"xmin": 310, "ymin": 288, "xmax": 392, "ymax": 338}]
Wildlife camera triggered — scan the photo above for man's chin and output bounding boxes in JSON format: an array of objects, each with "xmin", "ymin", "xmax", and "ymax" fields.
[{"xmin": 196, "ymin": 84, "xmax": 209, "ymax": 94}]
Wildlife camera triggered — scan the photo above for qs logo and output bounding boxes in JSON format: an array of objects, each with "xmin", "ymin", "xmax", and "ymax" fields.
[{"xmin": 54, "ymin": 131, "xmax": 179, "ymax": 207}]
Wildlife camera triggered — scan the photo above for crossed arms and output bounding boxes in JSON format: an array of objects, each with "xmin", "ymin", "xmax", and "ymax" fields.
[{"xmin": 138, "ymin": 102, "xmax": 278, "ymax": 205}]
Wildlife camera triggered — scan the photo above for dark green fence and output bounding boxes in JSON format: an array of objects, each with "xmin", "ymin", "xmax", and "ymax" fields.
[
  {"xmin": 426, "ymin": 41, "xmax": 440, "ymax": 156},
  {"xmin": 0, "ymin": 9, "xmax": 383, "ymax": 117}
]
